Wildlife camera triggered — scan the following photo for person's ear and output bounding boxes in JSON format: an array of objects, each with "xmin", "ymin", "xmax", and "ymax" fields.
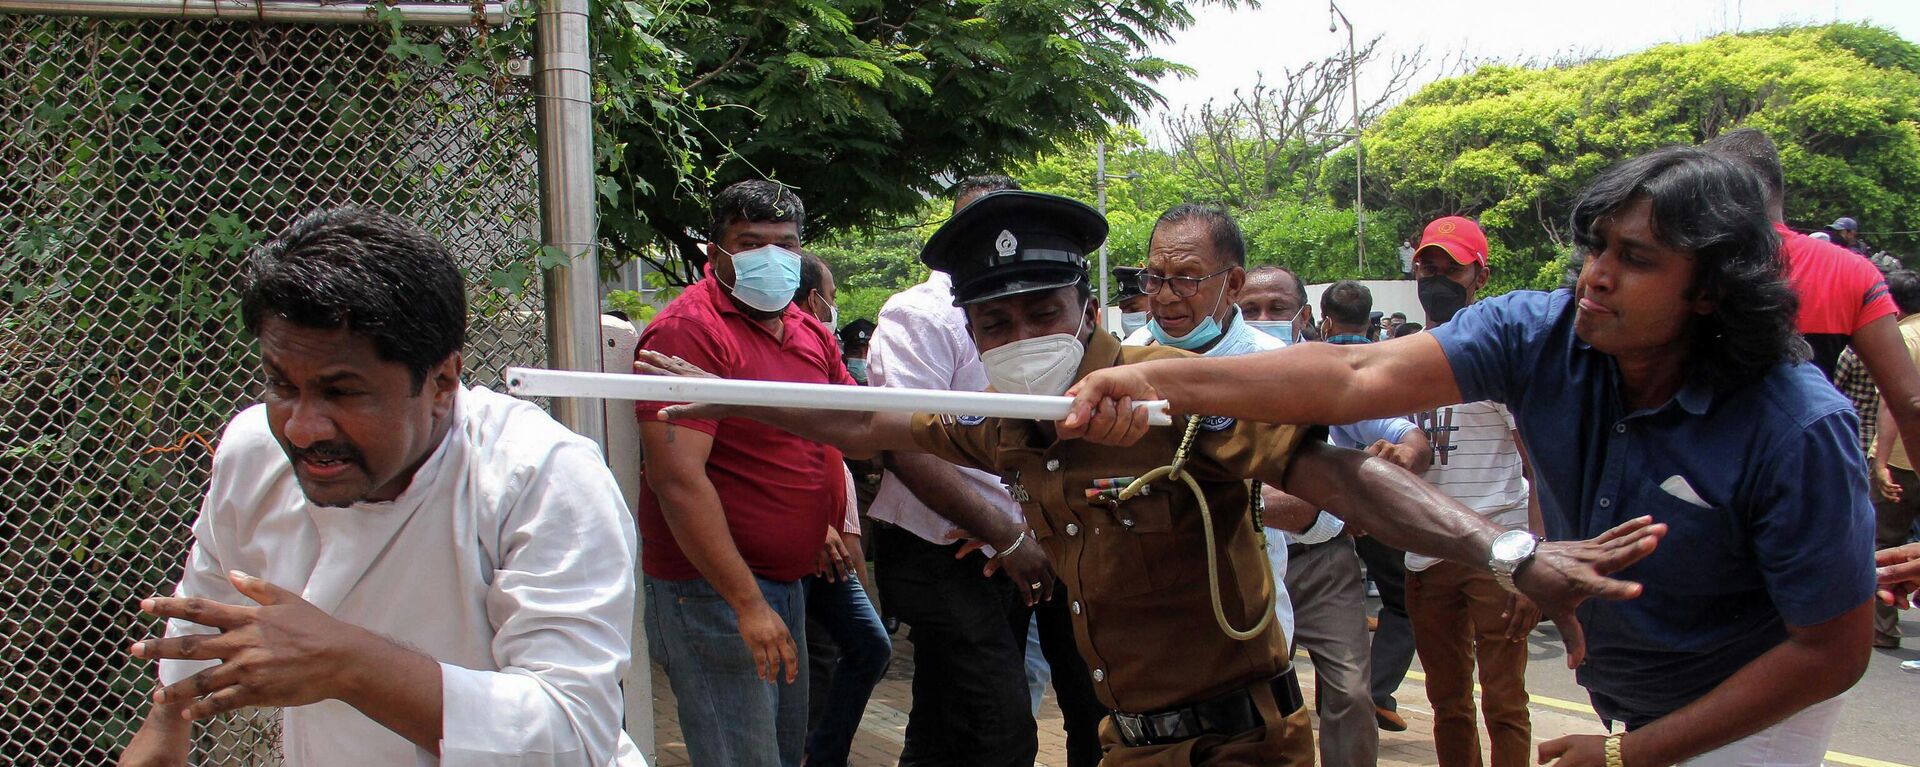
[
  {"xmin": 1471, "ymin": 264, "xmax": 1491, "ymax": 294},
  {"xmin": 1225, "ymin": 266, "xmax": 1246, "ymax": 300},
  {"xmin": 428, "ymin": 352, "xmax": 462, "ymax": 417}
]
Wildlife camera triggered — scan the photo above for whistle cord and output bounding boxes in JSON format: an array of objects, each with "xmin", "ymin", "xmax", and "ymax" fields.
[{"xmin": 1118, "ymin": 416, "xmax": 1275, "ymax": 641}]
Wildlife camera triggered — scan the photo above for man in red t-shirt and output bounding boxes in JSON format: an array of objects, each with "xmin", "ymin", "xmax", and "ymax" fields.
[
  {"xmin": 1707, "ymin": 129, "xmax": 1920, "ymax": 488},
  {"xmin": 633, "ymin": 180, "xmax": 854, "ymax": 767}
]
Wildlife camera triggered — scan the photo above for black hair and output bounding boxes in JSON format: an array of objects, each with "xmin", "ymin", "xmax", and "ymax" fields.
[
  {"xmin": 1393, "ymin": 322, "xmax": 1423, "ymax": 337},
  {"xmin": 1889, "ymin": 269, "xmax": 1920, "ymax": 316},
  {"xmin": 709, "ymin": 179, "xmax": 805, "ymax": 242},
  {"xmin": 1152, "ymin": 204, "xmax": 1247, "ymax": 266},
  {"xmin": 1247, "ymin": 265, "xmax": 1309, "ymax": 308},
  {"xmin": 1568, "ymin": 146, "xmax": 1801, "ymax": 392},
  {"xmin": 1702, "ymin": 128, "xmax": 1785, "ymax": 205},
  {"xmin": 1390, "ymin": 312, "xmax": 1407, "ymax": 320},
  {"xmin": 241, "ymin": 206, "xmax": 466, "ymax": 392},
  {"xmin": 1320, "ymin": 279, "xmax": 1373, "ymax": 326},
  {"xmin": 796, "ymin": 249, "xmax": 832, "ymax": 303},
  {"xmin": 952, "ymin": 175, "xmax": 1021, "ymax": 203}
]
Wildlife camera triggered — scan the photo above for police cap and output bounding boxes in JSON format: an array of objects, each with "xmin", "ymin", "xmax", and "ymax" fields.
[{"xmin": 920, "ymin": 190, "xmax": 1107, "ymax": 306}]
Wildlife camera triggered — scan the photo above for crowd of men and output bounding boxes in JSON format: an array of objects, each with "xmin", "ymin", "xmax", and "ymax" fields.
[{"xmin": 111, "ymin": 126, "xmax": 1920, "ymax": 767}]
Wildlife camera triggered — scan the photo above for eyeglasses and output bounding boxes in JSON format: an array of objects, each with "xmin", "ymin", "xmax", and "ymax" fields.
[{"xmin": 1140, "ymin": 267, "xmax": 1233, "ymax": 298}]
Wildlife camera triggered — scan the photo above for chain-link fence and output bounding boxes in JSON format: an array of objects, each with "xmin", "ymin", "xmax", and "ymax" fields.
[{"xmin": 1, "ymin": 5, "xmax": 547, "ymax": 762}]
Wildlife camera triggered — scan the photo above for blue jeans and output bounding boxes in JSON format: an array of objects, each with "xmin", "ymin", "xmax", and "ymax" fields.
[
  {"xmin": 803, "ymin": 575, "xmax": 892, "ymax": 767},
  {"xmin": 645, "ymin": 574, "xmax": 809, "ymax": 767}
]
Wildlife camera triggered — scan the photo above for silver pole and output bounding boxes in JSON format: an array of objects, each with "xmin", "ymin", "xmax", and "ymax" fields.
[
  {"xmin": 535, "ymin": 0, "xmax": 604, "ymax": 448},
  {"xmin": 0, "ymin": 0, "xmax": 511, "ymax": 25},
  {"xmin": 1096, "ymin": 138, "xmax": 1109, "ymax": 309},
  {"xmin": 1330, "ymin": 0, "xmax": 1365, "ymax": 271},
  {"xmin": 1351, "ymin": 21, "xmax": 1365, "ymax": 271}
]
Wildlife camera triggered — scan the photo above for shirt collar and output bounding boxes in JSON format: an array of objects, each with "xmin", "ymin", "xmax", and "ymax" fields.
[
  {"xmin": 1075, "ymin": 325, "xmax": 1127, "ymax": 383},
  {"xmin": 1327, "ymin": 334, "xmax": 1371, "ymax": 345}
]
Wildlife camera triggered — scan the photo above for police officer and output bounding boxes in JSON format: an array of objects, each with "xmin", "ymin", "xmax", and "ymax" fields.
[{"xmin": 637, "ymin": 190, "xmax": 1661, "ymax": 766}]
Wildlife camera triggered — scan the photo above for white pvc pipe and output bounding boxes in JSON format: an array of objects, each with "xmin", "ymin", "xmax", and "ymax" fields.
[{"xmin": 505, "ymin": 367, "xmax": 1174, "ymax": 426}]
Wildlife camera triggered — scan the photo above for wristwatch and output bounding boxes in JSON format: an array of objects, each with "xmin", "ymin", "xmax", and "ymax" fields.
[{"xmin": 1488, "ymin": 529, "xmax": 1541, "ymax": 594}]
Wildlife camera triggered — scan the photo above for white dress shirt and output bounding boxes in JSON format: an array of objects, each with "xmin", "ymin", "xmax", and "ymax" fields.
[
  {"xmin": 1122, "ymin": 309, "xmax": 1301, "ymax": 638},
  {"xmin": 865, "ymin": 272, "xmax": 1023, "ymax": 546},
  {"xmin": 161, "ymin": 386, "xmax": 644, "ymax": 767}
]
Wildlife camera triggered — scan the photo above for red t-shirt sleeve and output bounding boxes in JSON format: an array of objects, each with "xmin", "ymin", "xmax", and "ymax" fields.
[
  {"xmin": 1848, "ymin": 260, "xmax": 1896, "ymax": 332},
  {"xmin": 633, "ymin": 317, "xmax": 727, "ymax": 436}
]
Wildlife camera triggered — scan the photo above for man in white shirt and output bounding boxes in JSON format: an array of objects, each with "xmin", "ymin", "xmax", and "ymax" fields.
[
  {"xmin": 866, "ymin": 176, "xmax": 1103, "ymax": 767},
  {"xmin": 118, "ymin": 207, "xmax": 642, "ymax": 767}
]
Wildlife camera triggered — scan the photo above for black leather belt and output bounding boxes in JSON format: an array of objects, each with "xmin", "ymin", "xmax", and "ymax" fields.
[{"xmin": 1111, "ymin": 667, "xmax": 1304, "ymax": 748}]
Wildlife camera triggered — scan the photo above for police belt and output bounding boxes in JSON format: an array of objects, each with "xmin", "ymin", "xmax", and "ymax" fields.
[{"xmin": 1111, "ymin": 667, "xmax": 1304, "ymax": 748}]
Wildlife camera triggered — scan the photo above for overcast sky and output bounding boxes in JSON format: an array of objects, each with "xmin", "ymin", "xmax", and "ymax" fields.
[{"xmin": 1139, "ymin": 0, "xmax": 1920, "ymax": 141}]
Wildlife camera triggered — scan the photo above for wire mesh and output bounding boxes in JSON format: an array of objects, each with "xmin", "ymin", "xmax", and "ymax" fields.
[{"xmin": 0, "ymin": 7, "xmax": 544, "ymax": 763}]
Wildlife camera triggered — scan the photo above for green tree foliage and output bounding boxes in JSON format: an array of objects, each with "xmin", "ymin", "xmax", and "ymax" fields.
[
  {"xmin": 602, "ymin": 0, "xmax": 1231, "ymax": 282},
  {"xmin": 1356, "ymin": 23, "xmax": 1920, "ymax": 292}
]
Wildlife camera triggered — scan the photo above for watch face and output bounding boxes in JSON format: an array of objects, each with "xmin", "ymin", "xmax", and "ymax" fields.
[{"xmin": 1492, "ymin": 530, "xmax": 1536, "ymax": 562}]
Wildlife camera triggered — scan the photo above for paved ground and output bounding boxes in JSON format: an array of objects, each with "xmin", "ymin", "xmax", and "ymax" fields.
[{"xmin": 646, "ymin": 603, "xmax": 1920, "ymax": 766}]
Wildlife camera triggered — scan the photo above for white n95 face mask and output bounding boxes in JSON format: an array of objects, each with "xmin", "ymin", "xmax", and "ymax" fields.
[{"xmin": 980, "ymin": 311, "xmax": 1088, "ymax": 397}]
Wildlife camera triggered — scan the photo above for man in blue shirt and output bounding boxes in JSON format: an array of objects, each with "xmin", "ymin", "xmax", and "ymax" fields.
[{"xmin": 1063, "ymin": 146, "xmax": 1874, "ymax": 767}]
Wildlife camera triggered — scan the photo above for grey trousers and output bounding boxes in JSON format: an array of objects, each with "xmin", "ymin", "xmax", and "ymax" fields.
[{"xmin": 1285, "ymin": 537, "xmax": 1379, "ymax": 766}]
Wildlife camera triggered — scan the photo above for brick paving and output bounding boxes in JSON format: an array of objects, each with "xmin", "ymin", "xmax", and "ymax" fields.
[{"xmin": 646, "ymin": 631, "xmax": 1609, "ymax": 766}]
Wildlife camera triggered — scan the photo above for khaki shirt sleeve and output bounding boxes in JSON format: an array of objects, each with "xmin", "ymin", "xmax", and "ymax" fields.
[
  {"xmin": 1184, "ymin": 416, "xmax": 1308, "ymax": 486},
  {"xmin": 908, "ymin": 413, "xmax": 1003, "ymax": 474}
]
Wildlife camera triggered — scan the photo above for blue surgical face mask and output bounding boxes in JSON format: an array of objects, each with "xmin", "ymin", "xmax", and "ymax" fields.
[
  {"xmin": 845, "ymin": 358, "xmax": 868, "ymax": 384},
  {"xmin": 1246, "ymin": 306, "xmax": 1304, "ymax": 345},
  {"xmin": 1147, "ymin": 284, "xmax": 1231, "ymax": 350},
  {"xmin": 724, "ymin": 244, "xmax": 802, "ymax": 313},
  {"xmin": 1119, "ymin": 311, "xmax": 1150, "ymax": 337}
]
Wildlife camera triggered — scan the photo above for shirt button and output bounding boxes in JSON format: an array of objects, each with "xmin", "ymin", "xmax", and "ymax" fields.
[
  {"xmin": 1092, "ymin": 668, "xmax": 1105, "ymax": 682},
  {"xmin": 1598, "ymin": 498, "xmax": 1612, "ymax": 508},
  {"xmin": 1046, "ymin": 459, "xmax": 1062, "ymax": 472},
  {"xmin": 1066, "ymin": 523, "xmax": 1081, "ymax": 536},
  {"xmin": 1614, "ymin": 424, "xmax": 1627, "ymax": 435},
  {"xmin": 1072, "ymin": 601, "xmax": 1082, "ymax": 615}
]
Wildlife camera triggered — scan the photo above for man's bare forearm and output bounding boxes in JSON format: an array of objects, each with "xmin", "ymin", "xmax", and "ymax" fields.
[
  {"xmin": 1283, "ymin": 443, "xmax": 1502, "ymax": 566},
  {"xmin": 1616, "ymin": 602, "xmax": 1871, "ymax": 765},
  {"xmin": 1138, "ymin": 336, "xmax": 1463, "ymax": 425},
  {"xmin": 340, "ymin": 633, "xmax": 444, "ymax": 754},
  {"xmin": 887, "ymin": 452, "xmax": 1023, "ymax": 547},
  {"xmin": 119, "ymin": 700, "xmax": 192, "ymax": 766},
  {"xmin": 719, "ymin": 407, "xmax": 918, "ymax": 459}
]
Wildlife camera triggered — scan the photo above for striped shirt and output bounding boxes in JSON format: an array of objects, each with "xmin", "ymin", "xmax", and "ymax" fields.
[{"xmin": 1405, "ymin": 400, "xmax": 1529, "ymax": 571}]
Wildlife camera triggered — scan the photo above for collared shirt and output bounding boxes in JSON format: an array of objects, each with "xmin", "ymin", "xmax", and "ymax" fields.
[
  {"xmin": 1881, "ymin": 314, "xmax": 1920, "ymax": 471},
  {"xmin": 162, "ymin": 387, "xmax": 642, "ymax": 767},
  {"xmin": 1434, "ymin": 289, "xmax": 1874, "ymax": 728},
  {"xmin": 1833, "ymin": 347, "xmax": 1881, "ymax": 457},
  {"xmin": 1778, "ymin": 221, "xmax": 1895, "ymax": 377},
  {"xmin": 910, "ymin": 332, "xmax": 1308, "ymax": 714},
  {"xmin": 865, "ymin": 272, "xmax": 1023, "ymax": 545},
  {"xmin": 634, "ymin": 272, "xmax": 854, "ymax": 582}
]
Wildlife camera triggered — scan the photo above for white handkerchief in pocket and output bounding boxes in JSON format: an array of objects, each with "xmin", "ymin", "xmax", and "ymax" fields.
[{"xmin": 1659, "ymin": 475, "xmax": 1711, "ymax": 509}]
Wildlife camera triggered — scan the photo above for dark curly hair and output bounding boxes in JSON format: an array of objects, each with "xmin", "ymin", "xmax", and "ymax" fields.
[{"xmin": 1569, "ymin": 146, "xmax": 1804, "ymax": 392}]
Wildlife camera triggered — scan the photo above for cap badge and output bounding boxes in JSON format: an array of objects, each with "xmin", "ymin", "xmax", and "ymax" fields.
[
  {"xmin": 995, "ymin": 229, "xmax": 1019, "ymax": 262},
  {"xmin": 1437, "ymin": 220, "xmax": 1457, "ymax": 235}
]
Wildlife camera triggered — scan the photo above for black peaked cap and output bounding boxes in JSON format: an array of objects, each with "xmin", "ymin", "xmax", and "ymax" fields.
[{"xmin": 921, "ymin": 190, "xmax": 1108, "ymax": 306}]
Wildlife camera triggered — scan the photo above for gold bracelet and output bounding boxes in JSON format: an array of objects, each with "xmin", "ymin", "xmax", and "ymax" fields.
[{"xmin": 1604, "ymin": 733, "xmax": 1625, "ymax": 767}]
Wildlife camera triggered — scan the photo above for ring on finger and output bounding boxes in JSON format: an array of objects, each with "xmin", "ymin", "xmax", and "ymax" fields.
[{"xmin": 1028, "ymin": 581, "xmax": 1043, "ymax": 590}]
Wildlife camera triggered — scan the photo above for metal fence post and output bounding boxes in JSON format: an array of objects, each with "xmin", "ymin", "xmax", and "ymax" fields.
[{"xmin": 534, "ymin": 0, "xmax": 604, "ymax": 448}]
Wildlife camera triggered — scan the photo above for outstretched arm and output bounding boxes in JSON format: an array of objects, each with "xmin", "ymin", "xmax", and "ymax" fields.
[
  {"xmin": 1274, "ymin": 441, "xmax": 1662, "ymax": 666},
  {"xmin": 1063, "ymin": 334, "xmax": 1464, "ymax": 444},
  {"xmin": 637, "ymin": 350, "xmax": 919, "ymax": 458}
]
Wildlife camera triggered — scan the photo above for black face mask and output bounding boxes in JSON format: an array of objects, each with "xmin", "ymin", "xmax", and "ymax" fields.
[{"xmin": 1418, "ymin": 276, "xmax": 1471, "ymax": 324}]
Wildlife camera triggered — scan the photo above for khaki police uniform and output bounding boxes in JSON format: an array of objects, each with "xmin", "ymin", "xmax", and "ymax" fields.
[{"xmin": 908, "ymin": 331, "xmax": 1315, "ymax": 766}]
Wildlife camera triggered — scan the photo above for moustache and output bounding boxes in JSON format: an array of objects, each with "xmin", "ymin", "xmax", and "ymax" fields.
[{"xmin": 289, "ymin": 442, "xmax": 364, "ymax": 466}]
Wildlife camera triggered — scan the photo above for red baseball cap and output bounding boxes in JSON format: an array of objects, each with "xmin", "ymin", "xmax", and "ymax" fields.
[{"xmin": 1416, "ymin": 216, "xmax": 1488, "ymax": 268}]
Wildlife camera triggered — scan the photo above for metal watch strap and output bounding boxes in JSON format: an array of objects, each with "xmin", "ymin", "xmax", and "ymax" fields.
[{"xmin": 1605, "ymin": 733, "xmax": 1625, "ymax": 767}]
